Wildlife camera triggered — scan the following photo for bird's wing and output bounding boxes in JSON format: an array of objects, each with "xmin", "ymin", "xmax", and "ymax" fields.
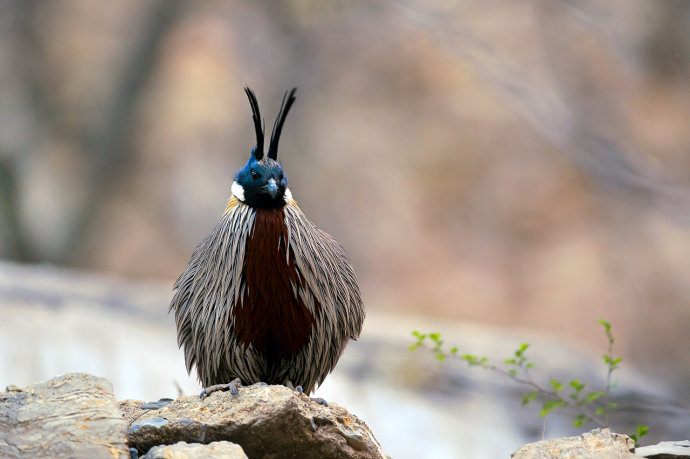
[
  {"xmin": 170, "ymin": 201, "xmax": 255, "ymax": 380},
  {"xmin": 284, "ymin": 202, "xmax": 365, "ymax": 342}
]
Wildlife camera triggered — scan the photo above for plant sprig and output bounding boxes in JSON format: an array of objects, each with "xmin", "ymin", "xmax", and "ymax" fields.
[{"xmin": 410, "ymin": 319, "xmax": 648, "ymax": 446}]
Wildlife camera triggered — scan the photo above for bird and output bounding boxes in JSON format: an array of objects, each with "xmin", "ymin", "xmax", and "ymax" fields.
[{"xmin": 170, "ymin": 87, "xmax": 365, "ymax": 401}]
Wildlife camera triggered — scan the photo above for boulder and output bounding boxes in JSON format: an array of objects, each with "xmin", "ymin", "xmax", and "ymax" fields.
[
  {"xmin": 143, "ymin": 440, "xmax": 248, "ymax": 458},
  {"xmin": 635, "ymin": 440, "xmax": 690, "ymax": 458},
  {"xmin": 512, "ymin": 428, "xmax": 636, "ymax": 459},
  {"xmin": 0, "ymin": 373, "xmax": 129, "ymax": 458},
  {"xmin": 121, "ymin": 383, "xmax": 386, "ymax": 459}
]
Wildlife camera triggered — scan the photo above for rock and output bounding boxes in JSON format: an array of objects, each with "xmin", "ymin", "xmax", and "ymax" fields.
[
  {"xmin": 635, "ymin": 440, "xmax": 690, "ymax": 458},
  {"xmin": 143, "ymin": 440, "xmax": 248, "ymax": 458},
  {"xmin": 0, "ymin": 373, "xmax": 129, "ymax": 458},
  {"xmin": 511, "ymin": 428, "xmax": 636, "ymax": 459},
  {"xmin": 121, "ymin": 383, "xmax": 387, "ymax": 459}
]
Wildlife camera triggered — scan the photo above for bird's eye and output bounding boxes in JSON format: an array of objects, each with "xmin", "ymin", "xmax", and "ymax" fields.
[
  {"xmin": 251, "ymin": 170, "xmax": 259, "ymax": 179},
  {"xmin": 279, "ymin": 173, "xmax": 284, "ymax": 180}
]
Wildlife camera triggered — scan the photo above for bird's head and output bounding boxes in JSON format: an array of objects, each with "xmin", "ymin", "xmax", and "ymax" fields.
[{"xmin": 232, "ymin": 88, "xmax": 296, "ymax": 209}]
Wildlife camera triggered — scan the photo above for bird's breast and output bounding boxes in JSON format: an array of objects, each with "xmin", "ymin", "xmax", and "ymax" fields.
[{"xmin": 232, "ymin": 207, "xmax": 318, "ymax": 360}]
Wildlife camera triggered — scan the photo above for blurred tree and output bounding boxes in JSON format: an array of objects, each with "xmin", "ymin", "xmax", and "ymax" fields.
[{"xmin": 0, "ymin": 0, "xmax": 183, "ymax": 263}]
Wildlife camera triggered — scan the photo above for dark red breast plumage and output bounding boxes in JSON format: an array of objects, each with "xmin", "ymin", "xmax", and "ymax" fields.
[{"xmin": 233, "ymin": 207, "xmax": 318, "ymax": 361}]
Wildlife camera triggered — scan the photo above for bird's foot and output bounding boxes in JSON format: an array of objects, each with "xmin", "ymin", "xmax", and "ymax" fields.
[
  {"xmin": 287, "ymin": 383, "xmax": 328, "ymax": 406},
  {"xmin": 199, "ymin": 377, "xmax": 243, "ymax": 399},
  {"xmin": 285, "ymin": 380, "xmax": 299, "ymax": 392},
  {"xmin": 310, "ymin": 397, "xmax": 328, "ymax": 406}
]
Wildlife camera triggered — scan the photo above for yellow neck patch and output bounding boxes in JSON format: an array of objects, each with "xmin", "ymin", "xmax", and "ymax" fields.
[{"xmin": 225, "ymin": 196, "xmax": 239, "ymax": 212}]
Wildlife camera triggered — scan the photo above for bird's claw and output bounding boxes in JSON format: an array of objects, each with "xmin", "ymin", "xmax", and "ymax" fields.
[
  {"xmin": 199, "ymin": 378, "xmax": 243, "ymax": 399},
  {"xmin": 310, "ymin": 397, "xmax": 328, "ymax": 407},
  {"xmin": 286, "ymin": 383, "xmax": 328, "ymax": 406}
]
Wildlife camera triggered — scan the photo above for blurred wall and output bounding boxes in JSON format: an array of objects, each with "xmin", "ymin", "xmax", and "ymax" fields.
[{"xmin": 0, "ymin": 0, "xmax": 689, "ymax": 395}]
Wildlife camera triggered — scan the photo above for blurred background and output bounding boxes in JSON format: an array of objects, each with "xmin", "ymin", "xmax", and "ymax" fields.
[{"xmin": 0, "ymin": 0, "xmax": 689, "ymax": 457}]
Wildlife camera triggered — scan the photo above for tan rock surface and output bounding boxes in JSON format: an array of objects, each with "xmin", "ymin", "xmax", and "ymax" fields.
[
  {"xmin": 0, "ymin": 373, "xmax": 129, "ymax": 458},
  {"xmin": 121, "ymin": 383, "xmax": 387, "ymax": 459},
  {"xmin": 635, "ymin": 439, "xmax": 690, "ymax": 458},
  {"xmin": 143, "ymin": 440, "xmax": 248, "ymax": 459},
  {"xmin": 512, "ymin": 428, "xmax": 636, "ymax": 459}
]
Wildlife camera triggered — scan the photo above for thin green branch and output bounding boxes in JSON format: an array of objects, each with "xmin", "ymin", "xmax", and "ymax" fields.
[{"xmin": 410, "ymin": 319, "xmax": 633, "ymax": 432}]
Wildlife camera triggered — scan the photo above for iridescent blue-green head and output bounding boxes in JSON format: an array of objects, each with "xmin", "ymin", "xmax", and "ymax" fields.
[{"xmin": 232, "ymin": 88, "xmax": 296, "ymax": 209}]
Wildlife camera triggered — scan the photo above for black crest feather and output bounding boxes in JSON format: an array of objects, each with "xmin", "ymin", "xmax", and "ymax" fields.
[
  {"xmin": 268, "ymin": 88, "xmax": 297, "ymax": 160},
  {"xmin": 244, "ymin": 87, "xmax": 264, "ymax": 160}
]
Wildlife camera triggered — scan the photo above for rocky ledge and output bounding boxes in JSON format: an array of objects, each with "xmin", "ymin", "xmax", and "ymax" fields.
[
  {"xmin": 1, "ymin": 373, "xmax": 688, "ymax": 458},
  {"xmin": 120, "ymin": 381, "xmax": 386, "ymax": 458},
  {"xmin": 0, "ymin": 373, "xmax": 386, "ymax": 458}
]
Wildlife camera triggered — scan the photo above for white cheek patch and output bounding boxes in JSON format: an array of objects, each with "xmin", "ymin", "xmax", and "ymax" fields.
[
  {"xmin": 231, "ymin": 181, "xmax": 245, "ymax": 201},
  {"xmin": 284, "ymin": 187, "xmax": 293, "ymax": 203}
]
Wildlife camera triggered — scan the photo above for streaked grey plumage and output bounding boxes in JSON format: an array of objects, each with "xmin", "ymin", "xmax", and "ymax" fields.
[
  {"xmin": 171, "ymin": 87, "xmax": 363, "ymax": 397},
  {"xmin": 171, "ymin": 195, "xmax": 365, "ymax": 394}
]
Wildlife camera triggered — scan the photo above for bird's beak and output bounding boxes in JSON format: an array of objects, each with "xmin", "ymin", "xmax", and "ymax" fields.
[{"xmin": 260, "ymin": 178, "xmax": 278, "ymax": 199}]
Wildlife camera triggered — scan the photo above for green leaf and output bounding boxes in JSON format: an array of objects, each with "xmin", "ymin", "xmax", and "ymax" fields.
[
  {"xmin": 408, "ymin": 344, "xmax": 418, "ymax": 351},
  {"xmin": 573, "ymin": 414, "xmax": 585, "ymax": 427},
  {"xmin": 584, "ymin": 391, "xmax": 604, "ymax": 403},
  {"xmin": 595, "ymin": 407, "xmax": 604, "ymax": 415},
  {"xmin": 599, "ymin": 319, "xmax": 615, "ymax": 343},
  {"xmin": 515, "ymin": 343, "xmax": 530, "ymax": 357},
  {"xmin": 526, "ymin": 362, "xmax": 536, "ymax": 368},
  {"xmin": 461, "ymin": 354, "xmax": 489, "ymax": 368},
  {"xmin": 539, "ymin": 400, "xmax": 566, "ymax": 417},
  {"xmin": 450, "ymin": 347, "xmax": 458, "ymax": 354},
  {"xmin": 504, "ymin": 358, "xmax": 517, "ymax": 365},
  {"xmin": 522, "ymin": 392, "xmax": 539, "ymax": 406},
  {"xmin": 631, "ymin": 426, "xmax": 649, "ymax": 448},
  {"xmin": 608, "ymin": 402, "xmax": 618, "ymax": 409},
  {"xmin": 509, "ymin": 369, "xmax": 517, "ymax": 376},
  {"xmin": 436, "ymin": 353, "xmax": 445, "ymax": 362},
  {"xmin": 461, "ymin": 354, "xmax": 478, "ymax": 365},
  {"xmin": 569, "ymin": 380, "xmax": 585, "ymax": 392},
  {"xmin": 550, "ymin": 379, "xmax": 564, "ymax": 392},
  {"xmin": 429, "ymin": 332, "xmax": 441, "ymax": 342}
]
